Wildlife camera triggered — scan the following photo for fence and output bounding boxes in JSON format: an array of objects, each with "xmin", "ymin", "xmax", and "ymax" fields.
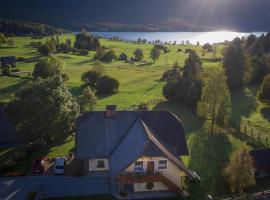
[
  {"xmin": 220, "ymin": 189, "xmax": 270, "ymax": 200},
  {"xmin": 228, "ymin": 120, "xmax": 269, "ymax": 149}
]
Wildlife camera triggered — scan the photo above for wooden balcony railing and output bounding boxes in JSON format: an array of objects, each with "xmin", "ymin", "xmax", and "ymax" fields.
[{"xmin": 118, "ymin": 172, "xmax": 182, "ymax": 193}]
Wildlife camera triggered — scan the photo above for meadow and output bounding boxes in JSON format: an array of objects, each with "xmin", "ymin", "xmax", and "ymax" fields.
[{"xmin": 0, "ymin": 35, "xmax": 270, "ymax": 199}]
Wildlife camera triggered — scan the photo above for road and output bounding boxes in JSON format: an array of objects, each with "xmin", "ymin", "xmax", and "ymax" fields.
[{"xmin": 0, "ymin": 176, "xmax": 111, "ymax": 200}]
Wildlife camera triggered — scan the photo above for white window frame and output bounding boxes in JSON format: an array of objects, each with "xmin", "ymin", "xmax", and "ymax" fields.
[
  {"xmin": 134, "ymin": 161, "xmax": 144, "ymax": 171},
  {"xmin": 158, "ymin": 159, "xmax": 168, "ymax": 170}
]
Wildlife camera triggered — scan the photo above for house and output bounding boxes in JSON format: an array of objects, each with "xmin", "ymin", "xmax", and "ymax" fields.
[
  {"xmin": 76, "ymin": 105, "xmax": 199, "ymax": 198},
  {"xmin": 0, "ymin": 56, "xmax": 16, "ymax": 68},
  {"xmin": 250, "ymin": 148, "xmax": 270, "ymax": 178}
]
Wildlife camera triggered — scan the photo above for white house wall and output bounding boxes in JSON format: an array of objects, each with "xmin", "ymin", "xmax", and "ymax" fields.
[{"xmin": 124, "ymin": 156, "xmax": 183, "ymax": 189}]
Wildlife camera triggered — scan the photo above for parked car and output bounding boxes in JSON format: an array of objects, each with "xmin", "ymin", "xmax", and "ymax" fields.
[
  {"xmin": 53, "ymin": 157, "xmax": 66, "ymax": 174},
  {"xmin": 32, "ymin": 157, "xmax": 45, "ymax": 174}
]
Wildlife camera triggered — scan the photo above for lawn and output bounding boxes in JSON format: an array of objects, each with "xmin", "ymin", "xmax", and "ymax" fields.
[{"xmin": 0, "ymin": 35, "xmax": 269, "ymax": 198}]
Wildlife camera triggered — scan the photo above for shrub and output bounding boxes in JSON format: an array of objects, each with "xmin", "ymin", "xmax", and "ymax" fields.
[
  {"xmin": 96, "ymin": 76, "xmax": 119, "ymax": 94},
  {"xmin": 101, "ymin": 49, "xmax": 116, "ymax": 62},
  {"xmin": 119, "ymin": 53, "xmax": 128, "ymax": 61}
]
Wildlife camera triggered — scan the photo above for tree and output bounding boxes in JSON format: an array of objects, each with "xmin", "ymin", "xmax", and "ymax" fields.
[
  {"xmin": 32, "ymin": 56, "xmax": 64, "ymax": 78},
  {"xmin": 246, "ymin": 34, "xmax": 257, "ymax": 49},
  {"xmin": 81, "ymin": 63, "xmax": 104, "ymax": 87},
  {"xmin": 95, "ymin": 46, "xmax": 106, "ymax": 60},
  {"xmin": 183, "ymin": 52, "xmax": 202, "ymax": 80},
  {"xmin": 0, "ymin": 33, "xmax": 6, "ymax": 46},
  {"xmin": 7, "ymin": 38, "xmax": 15, "ymax": 47},
  {"xmin": 38, "ymin": 44, "xmax": 50, "ymax": 56},
  {"xmin": 80, "ymin": 86, "xmax": 97, "ymax": 112},
  {"xmin": 134, "ymin": 48, "xmax": 144, "ymax": 61},
  {"xmin": 74, "ymin": 31, "xmax": 100, "ymax": 51},
  {"xmin": 162, "ymin": 55, "xmax": 203, "ymax": 107},
  {"xmin": 6, "ymin": 76, "xmax": 80, "ymax": 144},
  {"xmin": 259, "ymin": 73, "xmax": 270, "ymax": 103},
  {"xmin": 223, "ymin": 37, "xmax": 245, "ymax": 90},
  {"xmin": 45, "ymin": 37, "xmax": 57, "ymax": 54},
  {"xmin": 150, "ymin": 46, "xmax": 161, "ymax": 62},
  {"xmin": 101, "ymin": 49, "xmax": 116, "ymax": 62},
  {"xmin": 224, "ymin": 147, "xmax": 255, "ymax": 195},
  {"xmin": 1, "ymin": 64, "xmax": 11, "ymax": 75},
  {"xmin": 96, "ymin": 76, "xmax": 119, "ymax": 94},
  {"xmin": 197, "ymin": 68, "xmax": 231, "ymax": 137}
]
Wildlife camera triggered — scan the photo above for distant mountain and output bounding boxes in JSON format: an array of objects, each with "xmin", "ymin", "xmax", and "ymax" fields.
[{"xmin": 0, "ymin": 0, "xmax": 270, "ymax": 32}]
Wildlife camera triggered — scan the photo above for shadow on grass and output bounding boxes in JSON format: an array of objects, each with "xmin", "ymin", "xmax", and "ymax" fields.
[
  {"xmin": 261, "ymin": 107, "xmax": 270, "ymax": 122},
  {"xmin": 0, "ymin": 79, "xmax": 29, "ymax": 94},
  {"xmin": 153, "ymin": 101, "xmax": 202, "ymax": 133},
  {"xmin": 187, "ymin": 131, "xmax": 232, "ymax": 199},
  {"xmin": 0, "ymin": 46, "xmax": 17, "ymax": 49},
  {"xmin": 138, "ymin": 61, "xmax": 155, "ymax": 67},
  {"xmin": 230, "ymin": 86, "xmax": 258, "ymax": 122},
  {"xmin": 75, "ymin": 59, "xmax": 95, "ymax": 65}
]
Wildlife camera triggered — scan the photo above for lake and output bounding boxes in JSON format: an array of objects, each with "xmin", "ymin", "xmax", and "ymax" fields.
[{"xmin": 91, "ymin": 31, "xmax": 265, "ymax": 45}]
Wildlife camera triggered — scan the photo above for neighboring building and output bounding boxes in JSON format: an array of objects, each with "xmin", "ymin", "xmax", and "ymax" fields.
[
  {"xmin": 76, "ymin": 105, "xmax": 199, "ymax": 198},
  {"xmin": 0, "ymin": 56, "xmax": 16, "ymax": 68},
  {"xmin": 250, "ymin": 148, "xmax": 270, "ymax": 177}
]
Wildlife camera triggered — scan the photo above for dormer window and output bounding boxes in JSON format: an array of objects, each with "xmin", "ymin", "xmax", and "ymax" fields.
[
  {"xmin": 134, "ymin": 161, "xmax": 143, "ymax": 171},
  {"xmin": 158, "ymin": 160, "xmax": 167, "ymax": 169}
]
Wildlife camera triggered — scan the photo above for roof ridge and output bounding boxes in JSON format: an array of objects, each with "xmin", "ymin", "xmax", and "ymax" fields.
[
  {"xmin": 140, "ymin": 119, "xmax": 193, "ymax": 178},
  {"xmin": 108, "ymin": 115, "xmax": 144, "ymax": 157}
]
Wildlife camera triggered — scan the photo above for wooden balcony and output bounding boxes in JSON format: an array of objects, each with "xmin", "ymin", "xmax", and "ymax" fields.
[{"xmin": 118, "ymin": 172, "xmax": 182, "ymax": 193}]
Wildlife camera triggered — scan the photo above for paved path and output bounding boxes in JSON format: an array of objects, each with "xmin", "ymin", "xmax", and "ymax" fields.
[{"xmin": 0, "ymin": 176, "xmax": 111, "ymax": 200}]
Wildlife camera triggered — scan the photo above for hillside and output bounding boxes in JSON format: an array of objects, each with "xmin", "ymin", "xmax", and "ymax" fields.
[{"xmin": 1, "ymin": 0, "xmax": 270, "ymax": 31}]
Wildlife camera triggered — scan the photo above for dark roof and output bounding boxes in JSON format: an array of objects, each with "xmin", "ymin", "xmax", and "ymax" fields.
[
  {"xmin": 0, "ymin": 56, "xmax": 16, "ymax": 63},
  {"xmin": 250, "ymin": 148, "xmax": 270, "ymax": 171},
  {"xmin": 109, "ymin": 117, "xmax": 192, "ymax": 178},
  {"xmin": 76, "ymin": 111, "xmax": 188, "ymax": 159}
]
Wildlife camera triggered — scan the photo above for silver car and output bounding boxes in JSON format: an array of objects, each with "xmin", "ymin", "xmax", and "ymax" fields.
[{"xmin": 53, "ymin": 157, "xmax": 65, "ymax": 174}]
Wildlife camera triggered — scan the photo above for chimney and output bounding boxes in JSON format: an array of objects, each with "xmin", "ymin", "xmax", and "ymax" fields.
[{"xmin": 105, "ymin": 105, "xmax": 117, "ymax": 118}]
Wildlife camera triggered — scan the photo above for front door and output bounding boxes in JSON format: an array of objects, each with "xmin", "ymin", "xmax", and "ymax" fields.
[{"xmin": 147, "ymin": 161, "xmax": 155, "ymax": 175}]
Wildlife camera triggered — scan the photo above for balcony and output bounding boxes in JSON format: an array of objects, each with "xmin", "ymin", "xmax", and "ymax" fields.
[{"xmin": 118, "ymin": 172, "xmax": 182, "ymax": 193}]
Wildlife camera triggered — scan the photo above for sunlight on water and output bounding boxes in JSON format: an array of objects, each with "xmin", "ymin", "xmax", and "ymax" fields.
[{"xmin": 92, "ymin": 31, "xmax": 265, "ymax": 45}]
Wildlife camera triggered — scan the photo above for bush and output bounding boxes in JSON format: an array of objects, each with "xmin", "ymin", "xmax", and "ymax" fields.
[
  {"xmin": 101, "ymin": 49, "xmax": 116, "ymax": 62},
  {"xmin": 96, "ymin": 76, "xmax": 119, "ymax": 94},
  {"xmin": 3, "ymin": 159, "xmax": 17, "ymax": 171},
  {"xmin": 81, "ymin": 70, "xmax": 103, "ymax": 87},
  {"xmin": 119, "ymin": 53, "xmax": 128, "ymax": 61}
]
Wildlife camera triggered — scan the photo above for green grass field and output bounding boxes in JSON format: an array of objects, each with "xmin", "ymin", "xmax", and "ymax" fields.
[{"xmin": 0, "ymin": 35, "xmax": 270, "ymax": 199}]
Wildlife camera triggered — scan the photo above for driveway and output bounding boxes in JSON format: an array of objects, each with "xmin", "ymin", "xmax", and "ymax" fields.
[{"xmin": 0, "ymin": 176, "xmax": 111, "ymax": 200}]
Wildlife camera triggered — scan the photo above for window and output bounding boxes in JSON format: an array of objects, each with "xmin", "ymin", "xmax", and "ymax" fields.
[
  {"xmin": 158, "ymin": 160, "xmax": 167, "ymax": 169},
  {"xmin": 134, "ymin": 161, "xmax": 143, "ymax": 171},
  {"xmin": 96, "ymin": 160, "xmax": 105, "ymax": 168}
]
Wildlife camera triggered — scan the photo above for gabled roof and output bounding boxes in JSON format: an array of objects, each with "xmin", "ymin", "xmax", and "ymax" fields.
[
  {"xmin": 76, "ymin": 111, "xmax": 189, "ymax": 159},
  {"xmin": 109, "ymin": 118, "xmax": 193, "ymax": 178},
  {"xmin": 250, "ymin": 148, "xmax": 270, "ymax": 171}
]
